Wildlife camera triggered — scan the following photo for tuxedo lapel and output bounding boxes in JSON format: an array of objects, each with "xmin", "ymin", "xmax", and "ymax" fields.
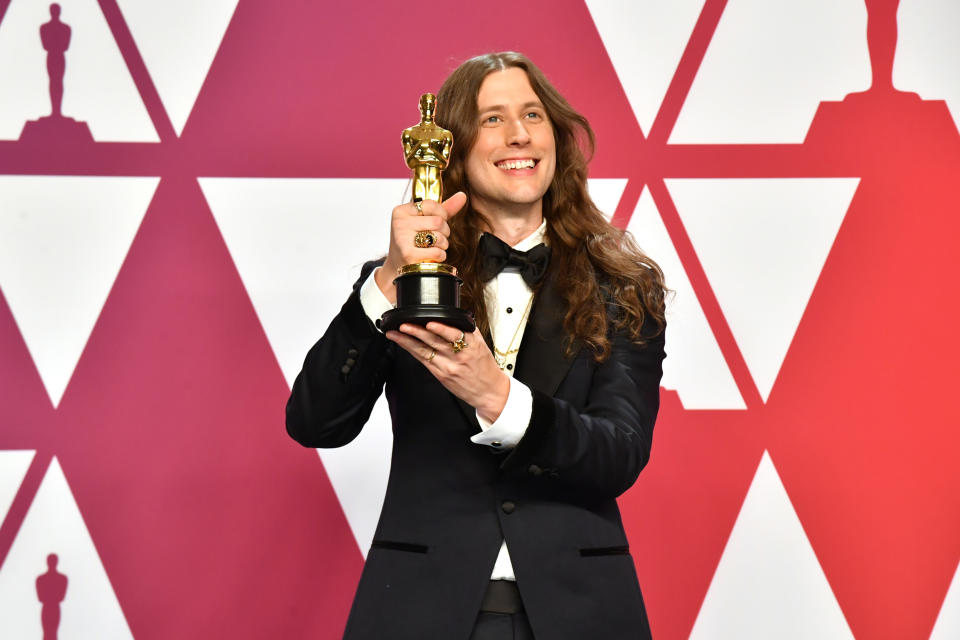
[
  {"xmin": 455, "ymin": 395, "xmax": 482, "ymax": 433},
  {"xmin": 514, "ymin": 275, "xmax": 578, "ymax": 396}
]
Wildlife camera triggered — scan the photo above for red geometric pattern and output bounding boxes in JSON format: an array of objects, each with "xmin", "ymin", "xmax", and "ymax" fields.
[{"xmin": 1, "ymin": 1, "xmax": 958, "ymax": 638}]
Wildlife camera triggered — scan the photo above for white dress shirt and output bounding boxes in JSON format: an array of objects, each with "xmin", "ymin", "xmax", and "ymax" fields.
[{"xmin": 358, "ymin": 221, "xmax": 546, "ymax": 581}]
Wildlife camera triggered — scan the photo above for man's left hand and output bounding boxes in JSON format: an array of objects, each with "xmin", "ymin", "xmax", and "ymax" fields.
[{"xmin": 386, "ymin": 322, "xmax": 509, "ymax": 423}]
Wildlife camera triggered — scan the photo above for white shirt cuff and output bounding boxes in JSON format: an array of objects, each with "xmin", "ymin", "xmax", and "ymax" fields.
[
  {"xmin": 359, "ymin": 267, "xmax": 395, "ymax": 331},
  {"xmin": 470, "ymin": 378, "xmax": 533, "ymax": 449}
]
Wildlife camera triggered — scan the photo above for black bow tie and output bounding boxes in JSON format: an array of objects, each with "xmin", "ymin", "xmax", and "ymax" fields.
[{"xmin": 478, "ymin": 232, "xmax": 552, "ymax": 286}]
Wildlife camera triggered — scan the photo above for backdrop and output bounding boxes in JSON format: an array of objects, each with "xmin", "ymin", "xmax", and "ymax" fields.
[{"xmin": 0, "ymin": 0, "xmax": 958, "ymax": 638}]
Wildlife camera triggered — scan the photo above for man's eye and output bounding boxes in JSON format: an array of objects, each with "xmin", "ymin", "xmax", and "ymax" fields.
[
  {"xmin": 483, "ymin": 115, "xmax": 501, "ymax": 124},
  {"xmin": 525, "ymin": 112, "xmax": 542, "ymax": 120}
]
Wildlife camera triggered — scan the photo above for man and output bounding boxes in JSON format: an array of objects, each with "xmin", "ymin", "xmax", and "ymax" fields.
[{"xmin": 287, "ymin": 52, "xmax": 666, "ymax": 639}]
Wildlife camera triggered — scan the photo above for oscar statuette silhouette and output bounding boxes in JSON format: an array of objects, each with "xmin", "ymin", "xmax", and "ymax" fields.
[
  {"xmin": 18, "ymin": 3, "xmax": 94, "ymax": 144},
  {"xmin": 36, "ymin": 553, "xmax": 68, "ymax": 640}
]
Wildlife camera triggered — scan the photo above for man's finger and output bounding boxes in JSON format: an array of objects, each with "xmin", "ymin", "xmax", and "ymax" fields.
[
  {"xmin": 386, "ymin": 329, "xmax": 427, "ymax": 353},
  {"xmin": 386, "ymin": 330, "xmax": 443, "ymax": 368},
  {"xmin": 401, "ymin": 215, "xmax": 445, "ymax": 231},
  {"xmin": 424, "ymin": 321, "xmax": 469, "ymax": 344},
  {"xmin": 398, "ymin": 323, "xmax": 450, "ymax": 352}
]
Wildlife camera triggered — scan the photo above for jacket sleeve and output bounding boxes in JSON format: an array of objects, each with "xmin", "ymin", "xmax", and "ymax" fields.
[
  {"xmin": 501, "ymin": 319, "xmax": 666, "ymax": 501},
  {"xmin": 285, "ymin": 260, "xmax": 395, "ymax": 448}
]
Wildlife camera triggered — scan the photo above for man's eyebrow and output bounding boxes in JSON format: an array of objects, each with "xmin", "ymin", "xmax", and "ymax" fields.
[{"xmin": 478, "ymin": 101, "xmax": 545, "ymax": 113}]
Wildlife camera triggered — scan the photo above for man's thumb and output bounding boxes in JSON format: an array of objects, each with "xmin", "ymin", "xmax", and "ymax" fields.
[{"xmin": 442, "ymin": 191, "xmax": 468, "ymax": 218}]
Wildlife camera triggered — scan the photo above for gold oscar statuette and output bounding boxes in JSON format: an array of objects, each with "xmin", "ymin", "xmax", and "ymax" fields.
[{"xmin": 379, "ymin": 93, "xmax": 476, "ymax": 333}]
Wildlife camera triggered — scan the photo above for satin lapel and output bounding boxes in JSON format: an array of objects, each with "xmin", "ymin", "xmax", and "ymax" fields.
[
  {"xmin": 514, "ymin": 275, "xmax": 578, "ymax": 396},
  {"xmin": 455, "ymin": 395, "xmax": 482, "ymax": 433}
]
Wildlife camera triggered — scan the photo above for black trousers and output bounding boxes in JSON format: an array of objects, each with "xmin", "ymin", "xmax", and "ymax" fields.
[{"xmin": 469, "ymin": 581, "xmax": 535, "ymax": 640}]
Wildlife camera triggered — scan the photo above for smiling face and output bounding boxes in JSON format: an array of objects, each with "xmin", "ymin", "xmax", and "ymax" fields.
[{"xmin": 464, "ymin": 67, "xmax": 557, "ymax": 223}]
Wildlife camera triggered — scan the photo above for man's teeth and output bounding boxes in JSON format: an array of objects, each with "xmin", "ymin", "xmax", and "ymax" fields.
[{"xmin": 497, "ymin": 159, "xmax": 536, "ymax": 170}]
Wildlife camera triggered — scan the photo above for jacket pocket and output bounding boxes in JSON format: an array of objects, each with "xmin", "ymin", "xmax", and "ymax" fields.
[
  {"xmin": 579, "ymin": 545, "xmax": 630, "ymax": 557},
  {"xmin": 370, "ymin": 539, "xmax": 429, "ymax": 554}
]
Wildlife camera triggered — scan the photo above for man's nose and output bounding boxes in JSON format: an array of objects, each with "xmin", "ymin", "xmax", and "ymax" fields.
[{"xmin": 506, "ymin": 119, "xmax": 531, "ymax": 145}]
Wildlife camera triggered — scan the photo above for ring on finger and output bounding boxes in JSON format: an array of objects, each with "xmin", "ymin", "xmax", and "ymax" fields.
[
  {"xmin": 415, "ymin": 201, "xmax": 423, "ymax": 214},
  {"xmin": 451, "ymin": 332, "xmax": 468, "ymax": 353},
  {"xmin": 426, "ymin": 348, "xmax": 437, "ymax": 362},
  {"xmin": 414, "ymin": 230, "xmax": 438, "ymax": 248}
]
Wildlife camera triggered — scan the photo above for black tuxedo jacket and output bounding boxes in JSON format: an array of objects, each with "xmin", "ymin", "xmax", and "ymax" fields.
[{"xmin": 286, "ymin": 261, "xmax": 665, "ymax": 639}]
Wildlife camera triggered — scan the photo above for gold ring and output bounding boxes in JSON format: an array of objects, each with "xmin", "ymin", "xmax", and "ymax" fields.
[
  {"xmin": 414, "ymin": 231, "xmax": 437, "ymax": 248},
  {"xmin": 426, "ymin": 348, "xmax": 437, "ymax": 362},
  {"xmin": 451, "ymin": 333, "xmax": 468, "ymax": 353},
  {"xmin": 415, "ymin": 201, "xmax": 423, "ymax": 214}
]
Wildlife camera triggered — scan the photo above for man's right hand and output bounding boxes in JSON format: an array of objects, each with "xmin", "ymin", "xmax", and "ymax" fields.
[{"xmin": 375, "ymin": 192, "xmax": 467, "ymax": 304}]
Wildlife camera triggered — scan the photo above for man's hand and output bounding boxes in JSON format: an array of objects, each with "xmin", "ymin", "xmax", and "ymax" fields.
[
  {"xmin": 375, "ymin": 192, "xmax": 468, "ymax": 304},
  {"xmin": 385, "ymin": 321, "xmax": 509, "ymax": 423}
]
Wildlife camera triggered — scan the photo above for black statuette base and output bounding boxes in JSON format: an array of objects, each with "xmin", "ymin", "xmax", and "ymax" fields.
[
  {"xmin": 379, "ymin": 269, "xmax": 476, "ymax": 333},
  {"xmin": 380, "ymin": 305, "xmax": 475, "ymax": 333}
]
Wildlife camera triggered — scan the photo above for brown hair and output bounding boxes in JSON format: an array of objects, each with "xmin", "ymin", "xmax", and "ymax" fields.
[{"xmin": 435, "ymin": 52, "xmax": 665, "ymax": 360}]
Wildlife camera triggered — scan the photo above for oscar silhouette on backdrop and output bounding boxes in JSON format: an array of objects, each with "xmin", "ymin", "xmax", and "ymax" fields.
[
  {"xmin": 41, "ymin": 2, "xmax": 71, "ymax": 118},
  {"xmin": 856, "ymin": 0, "xmax": 915, "ymax": 97},
  {"xmin": 805, "ymin": 0, "xmax": 958, "ymax": 151},
  {"xmin": 19, "ymin": 3, "xmax": 94, "ymax": 144},
  {"xmin": 36, "ymin": 554, "xmax": 68, "ymax": 640}
]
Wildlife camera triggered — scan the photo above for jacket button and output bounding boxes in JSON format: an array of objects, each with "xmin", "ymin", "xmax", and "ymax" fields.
[
  {"xmin": 528, "ymin": 464, "xmax": 543, "ymax": 476},
  {"xmin": 345, "ymin": 357, "xmax": 356, "ymax": 367},
  {"xmin": 348, "ymin": 348, "xmax": 359, "ymax": 357},
  {"xmin": 501, "ymin": 500, "xmax": 516, "ymax": 514},
  {"xmin": 340, "ymin": 364, "xmax": 351, "ymax": 375}
]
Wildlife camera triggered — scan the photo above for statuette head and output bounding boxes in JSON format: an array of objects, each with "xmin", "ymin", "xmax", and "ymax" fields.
[{"xmin": 419, "ymin": 93, "xmax": 436, "ymax": 119}]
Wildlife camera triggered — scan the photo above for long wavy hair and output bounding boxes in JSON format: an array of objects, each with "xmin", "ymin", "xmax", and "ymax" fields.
[{"xmin": 435, "ymin": 52, "xmax": 666, "ymax": 360}]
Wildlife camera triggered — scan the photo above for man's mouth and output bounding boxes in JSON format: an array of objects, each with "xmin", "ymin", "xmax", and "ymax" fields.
[{"xmin": 495, "ymin": 159, "xmax": 537, "ymax": 170}]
